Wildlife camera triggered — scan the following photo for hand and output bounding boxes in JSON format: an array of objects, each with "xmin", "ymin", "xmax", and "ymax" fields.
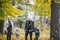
[
  {"xmin": 6, "ymin": 30, "xmax": 8, "ymax": 33},
  {"xmin": 29, "ymin": 30, "xmax": 31, "ymax": 32}
]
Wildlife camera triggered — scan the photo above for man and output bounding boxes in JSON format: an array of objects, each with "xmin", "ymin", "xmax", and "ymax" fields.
[
  {"xmin": 25, "ymin": 18, "xmax": 34, "ymax": 40},
  {"xmin": 6, "ymin": 16, "xmax": 12, "ymax": 40}
]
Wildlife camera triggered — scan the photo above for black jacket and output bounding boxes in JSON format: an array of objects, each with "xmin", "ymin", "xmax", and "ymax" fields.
[
  {"xmin": 25, "ymin": 20, "xmax": 34, "ymax": 31},
  {"xmin": 7, "ymin": 21, "xmax": 12, "ymax": 33}
]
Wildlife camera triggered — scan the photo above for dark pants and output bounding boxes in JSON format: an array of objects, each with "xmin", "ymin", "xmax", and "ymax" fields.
[
  {"xmin": 25, "ymin": 31, "xmax": 32, "ymax": 40},
  {"xmin": 34, "ymin": 32, "xmax": 39, "ymax": 40},
  {"xmin": 34, "ymin": 36, "xmax": 39, "ymax": 40},
  {"xmin": 7, "ymin": 32, "xmax": 11, "ymax": 40}
]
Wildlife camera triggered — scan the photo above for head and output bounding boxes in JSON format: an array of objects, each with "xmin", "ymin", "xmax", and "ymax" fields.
[
  {"xmin": 16, "ymin": 29, "xmax": 19, "ymax": 31},
  {"xmin": 8, "ymin": 16, "xmax": 11, "ymax": 21},
  {"xmin": 16, "ymin": 28, "xmax": 19, "ymax": 31},
  {"xmin": 27, "ymin": 17, "xmax": 32, "ymax": 21}
]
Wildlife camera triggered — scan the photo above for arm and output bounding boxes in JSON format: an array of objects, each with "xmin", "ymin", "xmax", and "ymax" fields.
[
  {"xmin": 25, "ymin": 21, "xmax": 27, "ymax": 30},
  {"xmin": 31, "ymin": 21, "xmax": 34, "ymax": 28},
  {"xmin": 30, "ymin": 21, "xmax": 34, "ymax": 32},
  {"xmin": 4, "ymin": 21, "xmax": 8, "ymax": 33}
]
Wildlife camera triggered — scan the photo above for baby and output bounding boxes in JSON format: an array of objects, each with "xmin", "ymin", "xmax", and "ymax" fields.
[{"xmin": 15, "ymin": 28, "xmax": 20, "ymax": 40}]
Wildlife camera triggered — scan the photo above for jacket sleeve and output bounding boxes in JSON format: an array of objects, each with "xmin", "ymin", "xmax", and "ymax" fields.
[
  {"xmin": 31, "ymin": 21, "xmax": 34, "ymax": 29},
  {"xmin": 25, "ymin": 21, "xmax": 27, "ymax": 30},
  {"xmin": 32, "ymin": 21, "xmax": 34, "ymax": 28}
]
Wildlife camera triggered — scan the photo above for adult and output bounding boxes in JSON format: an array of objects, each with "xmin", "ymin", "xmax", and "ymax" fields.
[{"xmin": 25, "ymin": 18, "xmax": 34, "ymax": 40}]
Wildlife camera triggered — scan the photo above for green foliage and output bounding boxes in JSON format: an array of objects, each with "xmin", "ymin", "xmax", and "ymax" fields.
[
  {"xmin": 21, "ymin": 0, "xmax": 51, "ymax": 17},
  {"xmin": 0, "ymin": 0, "xmax": 12, "ymax": 3},
  {"xmin": 34, "ymin": 0, "xmax": 51, "ymax": 17},
  {"xmin": 0, "ymin": 0, "xmax": 25, "ymax": 20},
  {"xmin": 0, "ymin": 0, "xmax": 51, "ymax": 20}
]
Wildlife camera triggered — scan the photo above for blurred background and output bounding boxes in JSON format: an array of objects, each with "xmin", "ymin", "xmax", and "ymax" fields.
[{"xmin": 0, "ymin": 0, "xmax": 51, "ymax": 40}]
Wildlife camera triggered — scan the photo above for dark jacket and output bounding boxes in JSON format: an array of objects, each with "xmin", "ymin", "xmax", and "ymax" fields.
[
  {"xmin": 25, "ymin": 20, "xmax": 34, "ymax": 31},
  {"xmin": 7, "ymin": 21, "xmax": 12, "ymax": 34},
  {"xmin": 34, "ymin": 27, "xmax": 40, "ymax": 36}
]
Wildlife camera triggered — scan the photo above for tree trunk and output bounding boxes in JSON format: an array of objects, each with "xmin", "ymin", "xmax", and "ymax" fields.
[
  {"xmin": 0, "ymin": 20, "xmax": 4, "ymax": 40},
  {"xmin": 50, "ymin": 0, "xmax": 60, "ymax": 40},
  {"xmin": 0, "ymin": 20, "xmax": 4, "ymax": 34}
]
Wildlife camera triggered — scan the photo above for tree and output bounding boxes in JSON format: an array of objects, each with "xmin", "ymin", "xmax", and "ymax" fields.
[
  {"xmin": 0, "ymin": 0, "xmax": 25, "ymax": 34},
  {"xmin": 50, "ymin": 0, "xmax": 60, "ymax": 40}
]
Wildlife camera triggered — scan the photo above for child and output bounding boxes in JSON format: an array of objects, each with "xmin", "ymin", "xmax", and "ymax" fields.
[
  {"xmin": 34, "ymin": 27, "xmax": 40, "ymax": 40},
  {"xmin": 15, "ymin": 28, "xmax": 20, "ymax": 40}
]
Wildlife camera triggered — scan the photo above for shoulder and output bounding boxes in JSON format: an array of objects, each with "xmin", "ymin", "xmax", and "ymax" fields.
[
  {"xmin": 26, "ymin": 21, "xmax": 28, "ymax": 22},
  {"xmin": 31, "ymin": 21, "xmax": 34, "ymax": 23},
  {"xmin": 26, "ymin": 21, "xmax": 28, "ymax": 23}
]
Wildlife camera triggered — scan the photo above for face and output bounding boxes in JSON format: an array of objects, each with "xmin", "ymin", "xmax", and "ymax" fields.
[
  {"xmin": 28, "ymin": 18, "xmax": 31, "ymax": 21},
  {"xmin": 8, "ymin": 16, "xmax": 11, "ymax": 21},
  {"xmin": 16, "ymin": 29, "xmax": 18, "ymax": 31}
]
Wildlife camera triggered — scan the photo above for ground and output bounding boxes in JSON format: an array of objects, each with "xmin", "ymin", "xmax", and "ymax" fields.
[
  {"xmin": 0, "ymin": 28, "xmax": 50, "ymax": 40},
  {"xmin": 1, "ymin": 34, "xmax": 49, "ymax": 40}
]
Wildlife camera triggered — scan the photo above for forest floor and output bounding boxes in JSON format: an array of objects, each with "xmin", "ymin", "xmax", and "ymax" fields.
[
  {"xmin": 0, "ymin": 28, "xmax": 50, "ymax": 40},
  {"xmin": 1, "ymin": 34, "xmax": 49, "ymax": 40}
]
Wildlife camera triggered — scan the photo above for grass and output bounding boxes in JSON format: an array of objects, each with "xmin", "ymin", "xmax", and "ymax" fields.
[{"xmin": 1, "ymin": 34, "xmax": 49, "ymax": 40}]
